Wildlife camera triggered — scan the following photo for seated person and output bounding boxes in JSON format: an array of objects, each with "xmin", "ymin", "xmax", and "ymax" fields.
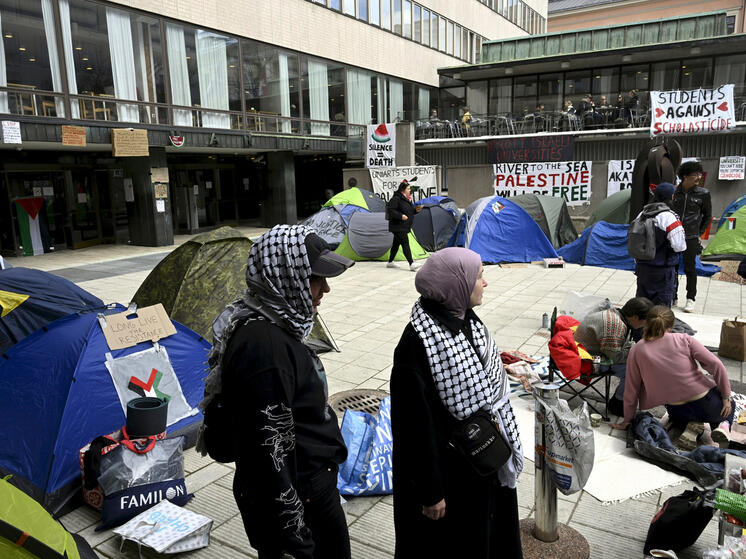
[
  {"xmin": 461, "ymin": 106, "xmax": 472, "ymax": 134},
  {"xmin": 611, "ymin": 306, "xmax": 734, "ymax": 444}
]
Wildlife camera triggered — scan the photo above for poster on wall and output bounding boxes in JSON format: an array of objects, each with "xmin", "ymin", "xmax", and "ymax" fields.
[
  {"xmin": 719, "ymin": 156, "xmax": 746, "ymax": 180},
  {"xmin": 486, "ymin": 136, "xmax": 574, "ymax": 164},
  {"xmin": 494, "ymin": 161, "xmax": 592, "ymax": 206},
  {"xmin": 607, "ymin": 160, "xmax": 635, "ymax": 196},
  {"xmin": 2, "ymin": 121, "xmax": 21, "ymax": 144},
  {"xmin": 366, "ymin": 124, "xmax": 396, "ymax": 168},
  {"xmin": 369, "ymin": 166, "xmax": 437, "ymax": 203},
  {"xmin": 650, "ymin": 84, "xmax": 735, "ymax": 137}
]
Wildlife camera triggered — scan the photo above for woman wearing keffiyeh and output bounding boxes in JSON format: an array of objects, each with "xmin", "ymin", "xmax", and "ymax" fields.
[
  {"xmin": 198, "ymin": 224, "xmax": 354, "ymax": 559},
  {"xmin": 390, "ymin": 247, "xmax": 524, "ymax": 559}
]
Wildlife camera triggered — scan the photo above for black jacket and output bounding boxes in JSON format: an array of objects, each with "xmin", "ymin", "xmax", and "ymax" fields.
[
  {"xmin": 670, "ymin": 185, "xmax": 712, "ymax": 238},
  {"xmin": 387, "ymin": 191, "xmax": 415, "ymax": 233}
]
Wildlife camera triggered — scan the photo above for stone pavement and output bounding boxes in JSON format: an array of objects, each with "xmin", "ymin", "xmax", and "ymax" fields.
[{"xmin": 7, "ymin": 233, "xmax": 746, "ymax": 559}]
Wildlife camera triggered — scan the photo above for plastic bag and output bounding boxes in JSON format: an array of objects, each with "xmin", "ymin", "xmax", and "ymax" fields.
[
  {"xmin": 558, "ymin": 291, "xmax": 612, "ymax": 322},
  {"xmin": 643, "ymin": 487, "xmax": 713, "ymax": 555},
  {"xmin": 535, "ymin": 396, "xmax": 594, "ymax": 495}
]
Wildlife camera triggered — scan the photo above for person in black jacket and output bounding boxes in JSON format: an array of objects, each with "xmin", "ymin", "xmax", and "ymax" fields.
[
  {"xmin": 670, "ymin": 160, "xmax": 712, "ymax": 313},
  {"xmin": 387, "ymin": 180, "xmax": 422, "ymax": 271},
  {"xmin": 199, "ymin": 225, "xmax": 354, "ymax": 559}
]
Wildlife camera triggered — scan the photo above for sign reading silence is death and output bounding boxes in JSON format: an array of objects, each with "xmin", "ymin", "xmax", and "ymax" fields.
[
  {"xmin": 366, "ymin": 123, "xmax": 396, "ymax": 168},
  {"xmin": 494, "ymin": 161, "xmax": 592, "ymax": 206},
  {"xmin": 650, "ymin": 84, "xmax": 735, "ymax": 137}
]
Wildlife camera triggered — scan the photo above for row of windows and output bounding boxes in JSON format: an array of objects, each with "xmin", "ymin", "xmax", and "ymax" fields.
[
  {"xmin": 307, "ymin": 0, "xmax": 487, "ymax": 64},
  {"xmin": 0, "ymin": 0, "xmax": 437, "ymax": 134},
  {"xmin": 476, "ymin": 0, "xmax": 545, "ymax": 35}
]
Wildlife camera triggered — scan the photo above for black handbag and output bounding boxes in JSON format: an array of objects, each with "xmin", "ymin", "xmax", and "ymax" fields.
[{"xmin": 448, "ymin": 409, "xmax": 511, "ymax": 477}]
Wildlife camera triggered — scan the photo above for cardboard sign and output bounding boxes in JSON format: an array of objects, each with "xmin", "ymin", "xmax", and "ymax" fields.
[
  {"xmin": 369, "ymin": 165, "xmax": 437, "ymax": 203},
  {"xmin": 99, "ymin": 303, "xmax": 177, "ymax": 350},
  {"xmin": 366, "ymin": 123, "xmax": 396, "ymax": 168},
  {"xmin": 719, "ymin": 156, "xmax": 746, "ymax": 181},
  {"xmin": 650, "ymin": 85, "xmax": 735, "ymax": 137},
  {"xmin": 607, "ymin": 160, "xmax": 635, "ymax": 196},
  {"xmin": 112, "ymin": 128, "xmax": 149, "ymax": 157},
  {"xmin": 486, "ymin": 136, "xmax": 574, "ymax": 164},
  {"xmin": 2, "ymin": 120, "xmax": 21, "ymax": 144},
  {"xmin": 62, "ymin": 125, "xmax": 87, "ymax": 146},
  {"xmin": 494, "ymin": 161, "xmax": 592, "ymax": 206}
]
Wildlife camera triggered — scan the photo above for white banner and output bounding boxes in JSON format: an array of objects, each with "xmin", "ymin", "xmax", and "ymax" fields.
[
  {"xmin": 719, "ymin": 156, "xmax": 746, "ymax": 180},
  {"xmin": 494, "ymin": 161, "xmax": 592, "ymax": 206},
  {"xmin": 607, "ymin": 160, "xmax": 634, "ymax": 197},
  {"xmin": 369, "ymin": 166, "xmax": 437, "ymax": 203},
  {"xmin": 366, "ymin": 123, "xmax": 396, "ymax": 168},
  {"xmin": 650, "ymin": 85, "xmax": 735, "ymax": 137}
]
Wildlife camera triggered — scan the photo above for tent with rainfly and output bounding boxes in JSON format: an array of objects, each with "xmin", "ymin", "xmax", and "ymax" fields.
[
  {"xmin": 323, "ymin": 187, "xmax": 386, "ymax": 212},
  {"xmin": 302, "ymin": 204, "xmax": 370, "ymax": 249},
  {"xmin": 717, "ymin": 194, "xmax": 746, "ymax": 230},
  {"xmin": 585, "ymin": 189, "xmax": 631, "ymax": 229},
  {"xmin": 510, "ymin": 193, "xmax": 578, "ymax": 249},
  {"xmin": 334, "ymin": 212, "xmax": 428, "ymax": 262},
  {"xmin": 412, "ymin": 196, "xmax": 460, "ymax": 251},
  {"xmin": 465, "ymin": 195, "xmax": 558, "ymax": 263},
  {"xmin": 703, "ymin": 205, "xmax": 746, "ymax": 260},
  {"xmin": 0, "ymin": 305, "xmax": 210, "ymax": 514}
]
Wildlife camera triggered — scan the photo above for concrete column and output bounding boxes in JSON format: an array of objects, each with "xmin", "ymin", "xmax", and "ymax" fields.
[
  {"xmin": 123, "ymin": 146, "xmax": 174, "ymax": 246},
  {"xmin": 395, "ymin": 122, "xmax": 415, "ymax": 166},
  {"xmin": 261, "ymin": 151, "xmax": 297, "ymax": 226}
]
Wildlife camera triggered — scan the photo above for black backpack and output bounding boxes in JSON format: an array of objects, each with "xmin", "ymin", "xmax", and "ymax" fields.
[{"xmin": 628, "ymin": 202, "xmax": 670, "ymax": 261}]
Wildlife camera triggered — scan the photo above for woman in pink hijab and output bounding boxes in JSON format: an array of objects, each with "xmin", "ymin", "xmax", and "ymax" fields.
[{"xmin": 390, "ymin": 248, "xmax": 524, "ymax": 559}]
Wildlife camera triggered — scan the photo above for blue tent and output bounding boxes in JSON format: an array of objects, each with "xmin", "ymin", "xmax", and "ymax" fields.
[
  {"xmin": 0, "ymin": 305, "xmax": 210, "ymax": 514},
  {"xmin": 558, "ymin": 221, "xmax": 720, "ymax": 276},
  {"xmin": 718, "ymin": 195, "xmax": 746, "ymax": 230},
  {"xmin": 465, "ymin": 195, "xmax": 558, "ymax": 263}
]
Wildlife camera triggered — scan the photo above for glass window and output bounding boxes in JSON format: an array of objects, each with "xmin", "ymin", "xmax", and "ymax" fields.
[
  {"xmin": 346, "ymin": 67, "xmax": 372, "ymax": 125},
  {"xmin": 403, "ymin": 80, "xmax": 414, "ymax": 120},
  {"xmin": 715, "ymin": 54, "xmax": 746, "ymax": 99},
  {"xmin": 413, "ymin": 5, "xmax": 421, "ymax": 43},
  {"xmin": 620, "ymin": 64, "xmax": 649, "ymax": 94},
  {"xmin": 330, "ymin": 0, "xmax": 341, "ymax": 9},
  {"xmin": 439, "ymin": 86, "xmax": 464, "ymax": 121},
  {"xmin": 489, "ymin": 78, "xmax": 511, "ymax": 114},
  {"xmin": 393, "ymin": 0, "xmax": 401, "ymax": 34},
  {"xmin": 301, "ymin": 58, "xmax": 344, "ymax": 135},
  {"xmin": 402, "ymin": 0, "xmax": 411, "ymax": 38},
  {"xmin": 381, "ymin": 0, "xmax": 390, "ymax": 29},
  {"xmin": 422, "ymin": 9, "xmax": 430, "ymax": 46},
  {"xmin": 438, "ymin": 17, "xmax": 445, "ymax": 51},
  {"xmin": 416, "ymin": 85, "xmax": 431, "ymax": 119},
  {"xmin": 513, "ymin": 74, "xmax": 537, "ymax": 116},
  {"xmin": 431, "ymin": 13, "xmax": 438, "ymax": 49},
  {"xmin": 538, "ymin": 73, "xmax": 562, "ymax": 112},
  {"xmin": 343, "ymin": 0, "xmax": 354, "ymax": 16},
  {"xmin": 680, "ymin": 58, "xmax": 712, "ymax": 90},
  {"xmin": 358, "ymin": 0, "xmax": 367, "ymax": 21},
  {"xmin": 727, "ymin": 15, "xmax": 736, "ymax": 34},
  {"xmin": 564, "ymin": 70, "xmax": 591, "ymax": 100},
  {"xmin": 453, "ymin": 26, "xmax": 460, "ymax": 59},
  {"xmin": 650, "ymin": 61, "xmax": 679, "ymax": 92},
  {"xmin": 467, "ymin": 80, "xmax": 487, "ymax": 114},
  {"xmin": 447, "ymin": 21, "xmax": 454, "ymax": 55},
  {"xmin": 591, "ymin": 67, "xmax": 619, "ymax": 106},
  {"xmin": 389, "ymin": 78, "xmax": 402, "ymax": 121},
  {"xmin": 463, "ymin": 29, "xmax": 469, "ymax": 60},
  {"xmin": 369, "ymin": 0, "xmax": 380, "ymax": 25}
]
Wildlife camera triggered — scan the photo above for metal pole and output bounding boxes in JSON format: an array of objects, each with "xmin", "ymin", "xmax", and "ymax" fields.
[{"xmin": 534, "ymin": 383, "xmax": 559, "ymax": 543}]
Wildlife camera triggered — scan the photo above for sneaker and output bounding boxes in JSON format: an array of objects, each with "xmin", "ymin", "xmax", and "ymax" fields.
[
  {"xmin": 386, "ymin": 262, "xmax": 399, "ymax": 269},
  {"xmin": 712, "ymin": 421, "xmax": 731, "ymax": 446},
  {"xmin": 674, "ymin": 422, "xmax": 705, "ymax": 451},
  {"xmin": 672, "ymin": 298, "xmax": 678, "ymax": 307},
  {"xmin": 409, "ymin": 262, "xmax": 421, "ymax": 272},
  {"xmin": 683, "ymin": 299, "xmax": 695, "ymax": 313}
]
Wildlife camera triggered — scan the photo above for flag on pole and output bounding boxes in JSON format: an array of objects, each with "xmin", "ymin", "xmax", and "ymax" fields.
[{"xmin": 14, "ymin": 198, "xmax": 52, "ymax": 256}]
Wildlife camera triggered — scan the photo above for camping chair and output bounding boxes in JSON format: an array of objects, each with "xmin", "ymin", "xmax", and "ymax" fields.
[{"xmin": 547, "ymin": 306, "xmax": 615, "ymax": 420}]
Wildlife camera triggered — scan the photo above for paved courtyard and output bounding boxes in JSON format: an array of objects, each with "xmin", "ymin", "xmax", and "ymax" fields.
[{"xmin": 7, "ymin": 230, "xmax": 746, "ymax": 559}]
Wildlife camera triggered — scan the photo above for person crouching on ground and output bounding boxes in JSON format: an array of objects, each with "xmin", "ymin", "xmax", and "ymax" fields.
[
  {"xmin": 390, "ymin": 248, "xmax": 524, "ymax": 559},
  {"xmin": 387, "ymin": 180, "xmax": 422, "ymax": 272},
  {"xmin": 611, "ymin": 306, "xmax": 733, "ymax": 445},
  {"xmin": 633, "ymin": 182, "xmax": 686, "ymax": 307},
  {"xmin": 200, "ymin": 224, "xmax": 354, "ymax": 559}
]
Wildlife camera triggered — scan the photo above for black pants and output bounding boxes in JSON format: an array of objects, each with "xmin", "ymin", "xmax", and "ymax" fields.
[
  {"xmin": 389, "ymin": 231, "xmax": 413, "ymax": 265},
  {"xmin": 665, "ymin": 387, "xmax": 734, "ymax": 431},
  {"xmin": 635, "ymin": 264, "xmax": 676, "ymax": 307},
  {"xmin": 674, "ymin": 237, "xmax": 699, "ymax": 301}
]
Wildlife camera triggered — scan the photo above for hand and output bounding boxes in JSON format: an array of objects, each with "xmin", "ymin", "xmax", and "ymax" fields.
[
  {"xmin": 721, "ymin": 398, "xmax": 732, "ymax": 420},
  {"xmin": 610, "ymin": 422, "xmax": 629, "ymax": 430},
  {"xmin": 415, "ymin": 206, "xmax": 423, "ymax": 213},
  {"xmin": 422, "ymin": 499, "xmax": 446, "ymax": 520},
  {"xmin": 401, "ymin": 215, "xmax": 408, "ymax": 221}
]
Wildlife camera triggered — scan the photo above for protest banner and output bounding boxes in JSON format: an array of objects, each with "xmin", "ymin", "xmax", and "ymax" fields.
[
  {"xmin": 366, "ymin": 123, "xmax": 396, "ymax": 168},
  {"xmin": 607, "ymin": 160, "xmax": 635, "ymax": 196},
  {"xmin": 369, "ymin": 165, "xmax": 437, "ymax": 203},
  {"xmin": 486, "ymin": 136, "xmax": 574, "ymax": 163},
  {"xmin": 650, "ymin": 85, "xmax": 735, "ymax": 137},
  {"xmin": 719, "ymin": 156, "xmax": 746, "ymax": 180},
  {"xmin": 494, "ymin": 161, "xmax": 592, "ymax": 206}
]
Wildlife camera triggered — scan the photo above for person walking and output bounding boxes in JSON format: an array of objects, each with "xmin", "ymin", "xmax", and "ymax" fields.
[
  {"xmin": 200, "ymin": 224, "xmax": 354, "ymax": 559},
  {"xmin": 387, "ymin": 180, "xmax": 421, "ymax": 271},
  {"xmin": 670, "ymin": 160, "xmax": 712, "ymax": 313},
  {"xmin": 390, "ymin": 248, "xmax": 524, "ymax": 559},
  {"xmin": 632, "ymin": 182, "xmax": 686, "ymax": 307}
]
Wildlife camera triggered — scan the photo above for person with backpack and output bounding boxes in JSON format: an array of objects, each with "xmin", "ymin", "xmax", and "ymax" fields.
[
  {"xmin": 629, "ymin": 182, "xmax": 686, "ymax": 307},
  {"xmin": 387, "ymin": 180, "xmax": 422, "ymax": 272},
  {"xmin": 670, "ymin": 161, "xmax": 712, "ymax": 313}
]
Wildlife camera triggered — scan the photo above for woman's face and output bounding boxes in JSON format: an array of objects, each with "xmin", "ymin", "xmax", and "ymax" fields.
[
  {"xmin": 309, "ymin": 276, "xmax": 330, "ymax": 311},
  {"xmin": 403, "ymin": 185, "xmax": 411, "ymax": 196},
  {"xmin": 469, "ymin": 265, "xmax": 487, "ymax": 308}
]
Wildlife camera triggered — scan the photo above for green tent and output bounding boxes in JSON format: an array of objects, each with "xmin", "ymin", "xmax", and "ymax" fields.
[
  {"xmin": 0, "ymin": 476, "xmax": 97, "ymax": 559},
  {"xmin": 585, "ymin": 189, "xmax": 631, "ymax": 229},
  {"xmin": 334, "ymin": 212, "xmax": 427, "ymax": 261},
  {"xmin": 323, "ymin": 188, "xmax": 386, "ymax": 212},
  {"xmin": 510, "ymin": 194, "xmax": 577, "ymax": 248},
  {"xmin": 132, "ymin": 226, "xmax": 338, "ymax": 352},
  {"xmin": 703, "ymin": 205, "xmax": 746, "ymax": 259}
]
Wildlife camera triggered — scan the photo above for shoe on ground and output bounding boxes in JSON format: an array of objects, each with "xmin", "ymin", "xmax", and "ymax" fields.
[
  {"xmin": 672, "ymin": 298, "xmax": 678, "ymax": 307},
  {"xmin": 386, "ymin": 262, "xmax": 399, "ymax": 269},
  {"xmin": 712, "ymin": 421, "xmax": 731, "ymax": 446},
  {"xmin": 683, "ymin": 299, "xmax": 695, "ymax": 313},
  {"xmin": 674, "ymin": 422, "xmax": 705, "ymax": 451},
  {"xmin": 409, "ymin": 262, "xmax": 421, "ymax": 272}
]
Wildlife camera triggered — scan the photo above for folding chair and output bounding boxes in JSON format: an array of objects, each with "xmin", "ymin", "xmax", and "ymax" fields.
[{"xmin": 546, "ymin": 307, "xmax": 615, "ymax": 420}]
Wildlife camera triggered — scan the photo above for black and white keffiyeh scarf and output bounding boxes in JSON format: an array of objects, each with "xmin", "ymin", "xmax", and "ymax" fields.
[{"xmin": 410, "ymin": 299, "xmax": 524, "ymax": 487}]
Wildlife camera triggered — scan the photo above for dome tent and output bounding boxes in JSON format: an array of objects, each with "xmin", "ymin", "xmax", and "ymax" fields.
[
  {"xmin": 717, "ymin": 194, "xmax": 746, "ymax": 231},
  {"xmin": 585, "ymin": 189, "xmax": 631, "ymax": 229},
  {"xmin": 323, "ymin": 187, "xmax": 386, "ymax": 212},
  {"xmin": 334, "ymin": 212, "xmax": 427, "ymax": 262},
  {"xmin": 703, "ymin": 205, "xmax": 746, "ymax": 260},
  {"xmin": 510, "ymin": 193, "xmax": 577, "ymax": 249},
  {"xmin": 412, "ymin": 196, "xmax": 460, "ymax": 251},
  {"xmin": 303, "ymin": 204, "xmax": 370, "ymax": 249}
]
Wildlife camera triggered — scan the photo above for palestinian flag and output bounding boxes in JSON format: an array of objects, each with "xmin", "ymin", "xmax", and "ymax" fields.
[
  {"xmin": 14, "ymin": 197, "xmax": 52, "ymax": 256},
  {"xmin": 371, "ymin": 123, "xmax": 391, "ymax": 142},
  {"xmin": 726, "ymin": 217, "xmax": 737, "ymax": 230}
]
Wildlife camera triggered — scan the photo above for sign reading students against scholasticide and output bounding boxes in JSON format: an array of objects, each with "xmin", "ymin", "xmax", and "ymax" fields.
[
  {"xmin": 650, "ymin": 85, "xmax": 736, "ymax": 137},
  {"xmin": 366, "ymin": 123, "xmax": 396, "ymax": 168},
  {"xmin": 369, "ymin": 166, "xmax": 437, "ymax": 203},
  {"xmin": 607, "ymin": 160, "xmax": 635, "ymax": 196},
  {"xmin": 494, "ymin": 161, "xmax": 592, "ymax": 206}
]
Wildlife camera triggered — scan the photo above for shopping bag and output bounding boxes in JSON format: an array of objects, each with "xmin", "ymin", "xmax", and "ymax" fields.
[
  {"xmin": 114, "ymin": 499, "xmax": 212, "ymax": 554},
  {"xmin": 719, "ymin": 318, "xmax": 746, "ymax": 362},
  {"xmin": 643, "ymin": 487, "xmax": 713, "ymax": 554},
  {"xmin": 337, "ymin": 396, "xmax": 393, "ymax": 496}
]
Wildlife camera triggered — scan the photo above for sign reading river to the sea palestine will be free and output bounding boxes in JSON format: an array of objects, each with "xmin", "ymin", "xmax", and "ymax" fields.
[{"xmin": 366, "ymin": 123, "xmax": 397, "ymax": 168}]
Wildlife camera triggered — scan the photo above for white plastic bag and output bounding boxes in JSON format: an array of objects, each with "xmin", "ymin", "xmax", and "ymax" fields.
[{"xmin": 559, "ymin": 291, "xmax": 612, "ymax": 322}]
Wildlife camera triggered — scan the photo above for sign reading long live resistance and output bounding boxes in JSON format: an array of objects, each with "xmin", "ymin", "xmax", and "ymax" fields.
[{"xmin": 494, "ymin": 161, "xmax": 592, "ymax": 206}]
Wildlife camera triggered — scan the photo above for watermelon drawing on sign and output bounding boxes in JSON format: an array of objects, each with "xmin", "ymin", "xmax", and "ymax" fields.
[{"xmin": 371, "ymin": 124, "xmax": 391, "ymax": 143}]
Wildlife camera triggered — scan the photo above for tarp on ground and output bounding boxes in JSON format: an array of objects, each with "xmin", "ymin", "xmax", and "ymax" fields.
[
  {"xmin": 323, "ymin": 188, "xmax": 386, "ymax": 212},
  {"xmin": 302, "ymin": 204, "xmax": 369, "ymax": 249},
  {"xmin": 0, "ymin": 267, "xmax": 103, "ymax": 354},
  {"xmin": 510, "ymin": 193, "xmax": 577, "ymax": 249},
  {"xmin": 465, "ymin": 195, "xmax": 558, "ymax": 264},
  {"xmin": 718, "ymin": 194, "xmax": 746, "ymax": 230},
  {"xmin": 585, "ymin": 189, "xmax": 631, "ymax": 229},
  {"xmin": 412, "ymin": 196, "xmax": 460, "ymax": 251},
  {"xmin": 334, "ymin": 212, "xmax": 427, "ymax": 262},
  {"xmin": 703, "ymin": 205, "xmax": 746, "ymax": 259},
  {"xmin": 559, "ymin": 221, "xmax": 721, "ymax": 276}
]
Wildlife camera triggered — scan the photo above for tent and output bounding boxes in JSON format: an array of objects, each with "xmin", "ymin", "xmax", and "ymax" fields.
[
  {"xmin": 585, "ymin": 189, "xmax": 631, "ymax": 229},
  {"xmin": 703, "ymin": 205, "xmax": 746, "ymax": 260},
  {"xmin": 132, "ymin": 226, "xmax": 338, "ymax": 352},
  {"xmin": 465, "ymin": 196, "xmax": 558, "ymax": 264},
  {"xmin": 559, "ymin": 221, "xmax": 721, "ymax": 276},
  {"xmin": 0, "ymin": 267, "xmax": 103, "ymax": 354},
  {"xmin": 0, "ymin": 476, "xmax": 97, "ymax": 559},
  {"xmin": 718, "ymin": 194, "xmax": 746, "ymax": 230},
  {"xmin": 302, "ymin": 204, "xmax": 370, "ymax": 249},
  {"xmin": 323, "ymin": 187, "xmax": 386, "ymax": 212},
  {"xmin": 510, "ymin": 193, "xmax": 577, "ymax": 249},
  {"xmin": 412, "ymin": 196, "xmax": 460, "ymax": 251},
  {"xmin": 0, "ymin": 305, "xmax": 210, "ymax": 514},
  {"xmin": 334, "ymin": 212, "xmax": 428, "ymax": 262}
]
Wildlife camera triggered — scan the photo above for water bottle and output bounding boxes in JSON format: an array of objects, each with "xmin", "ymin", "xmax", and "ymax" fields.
[{"xmin": 541, "ymin": 313, "xmax": 549, "ymax": 329}]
